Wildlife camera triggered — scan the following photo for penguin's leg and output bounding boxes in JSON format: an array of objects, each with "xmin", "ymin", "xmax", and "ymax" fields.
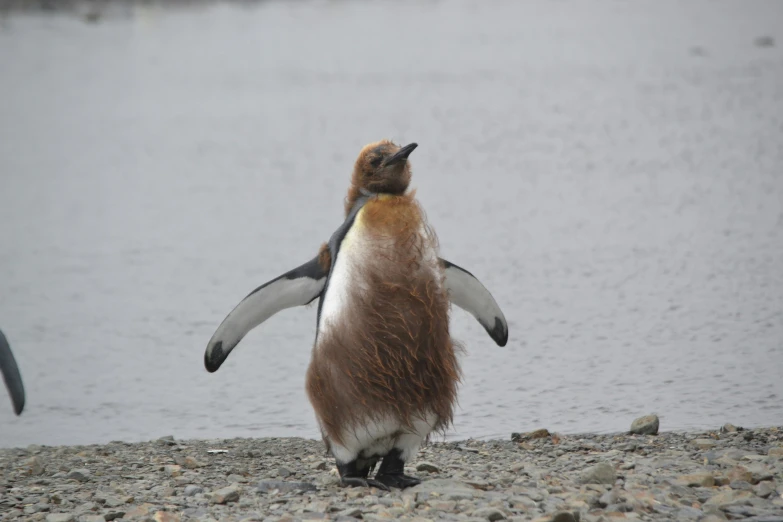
[
  {"xmin": 329, "ymin": 438, "xmax": 390, "ymax": 491},
  {"xmin": 374, "ymin": 448, "xmax": 421, "ymax": 489},
  {"xmin": 374, "ymin": 419, "xmax": 434, "ymax": 489},
  {"xmin": 336, "ymin": 457, "xmax": 389, "ymax": 491}
]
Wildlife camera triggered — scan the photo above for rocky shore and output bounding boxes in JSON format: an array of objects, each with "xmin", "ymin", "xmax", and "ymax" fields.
[{"xmin": 2, "ymin": 422, "xmax": 782, "ymax": 522}]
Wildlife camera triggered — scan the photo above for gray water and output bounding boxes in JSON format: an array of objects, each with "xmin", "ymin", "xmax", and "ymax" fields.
[{"xmin": 1, "ymin": 0, "xmax": 782, "ymax": 449}]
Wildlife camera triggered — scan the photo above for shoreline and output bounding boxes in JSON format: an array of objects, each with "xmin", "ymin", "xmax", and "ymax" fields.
[{"xmin": 2, "ymin": 425, "xmax": 781, "ymax": 521}]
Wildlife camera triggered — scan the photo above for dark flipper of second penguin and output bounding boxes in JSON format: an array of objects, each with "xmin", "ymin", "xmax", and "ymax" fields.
[
  {"xmin": 440, "ymin": 258, "xmax": 509, "ymax": 346},
  {"xmin": 204, "ymin": 255, "xmax": 329, "ymax": 373},
  {"xmin": 0, "ymin": 329, "xmax": 25, "ymax": 416}
]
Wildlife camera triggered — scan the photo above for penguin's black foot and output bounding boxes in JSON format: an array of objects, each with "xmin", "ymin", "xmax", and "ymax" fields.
[
  {"xmin": 340, "ymin": 477, "xmax": 390, "ymax": 491},
  {"xmin": 374, "ymin": 473, "xmax": 421, "ymax": 489},
  {"xmin": 337, "ymin": 459, "xmax": 388, "ymax": 491},
  {"xmin": 374, "ymin": 448, "xmax": 421, "ymax": 489}
]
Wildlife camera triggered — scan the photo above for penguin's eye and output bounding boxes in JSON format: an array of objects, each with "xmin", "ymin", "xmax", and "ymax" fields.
[{"xmin": 370, "ymin": 156, "xmax": 383, "ymax": 169}]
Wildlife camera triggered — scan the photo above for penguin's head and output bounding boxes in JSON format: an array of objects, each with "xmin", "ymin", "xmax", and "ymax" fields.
[{"xmin": 352, "ymin": 140, "xmax": 418, "ymax": 196}]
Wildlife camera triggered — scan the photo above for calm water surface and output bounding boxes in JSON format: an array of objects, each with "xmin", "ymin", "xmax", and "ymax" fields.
[{"xmin": 1, "ymin": 0, "xmax": 782, "ymax": 448}]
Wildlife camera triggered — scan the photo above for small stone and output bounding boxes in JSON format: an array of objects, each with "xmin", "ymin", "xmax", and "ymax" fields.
[
  {"xmin": 184, "ymin": 485, "xmax": 204, "ymax": 497},
  {"xmin": 629, "ymin": 415, "xmax": 659, "ymax": 435},
  {"xmin": 729, "ymin": 480, "xmax": 753, "ymax": 490},
  {"xmin": 721, "ymin": 423, "xmax": 740, "ymax": 433},
  {"xmin": 153, "ymin": 512, "xmax": 180, "ymax": 522},
  {"xmin": 472, "ymin": 507, "xmax": 506, "ymax": 521},
  {"xmin": 416, "ymin": 461, "xmax": 439, "ymax": 473},
  {"xmin": 24, "ymin": 456, "xmax": 46, "ymax": 476},
  {"xmin": 579, "ymin": 462, "xmax": 617, "ymax": 485},
  {"xmin": 428, "ymin": 500, "xmax": 457, "ymax": 511},
  {"xmin": 81, "ymin": 517, "xmax": 105, "ymax": 522},
  {"xmin": 157, "ymin": 435, "xmax": 176, "ymax": 445},
  {"xmin": 551, "ymin": 513, "xmax": 578, "ymax": 522},
  {"xmin": 183, "ymin": 456, "xmax": 204, "ymax": 469},
  {"xmin": 409, "ymin": 479, "xmax": 481, "ymax": 500},
  {"xmin": 75, "ymin": 502, "xmax": 98, "ymax": 514},
  {"xmin": 209, "ymin": 485, "xmax": 240, "ymax": 504},
  {"xmin": 105, "ymin": 496, "xmax": 133, "ymax": 508},
  {"xmin": 727, "ymin": 466, "xmax": 753, "ymax": 483},
  {"xmin": 33, "ymin": 503, "xmax": 51, "ymax": 513},
  {"xmin": 692, "ymin": 439, "xmax": 716, "ymax": 450},
  {"xmin": 123, "ymin": 503, "xmax": 156, "ymax": 518},
  {"xmin": 255, "ymin": 481, "xmax": 316, "ymax": 493},
  {"xmin": 278, "ymin": 467, "xmax": 292, "ymax": 478},
  {"xmin": 67, "ymin": 468, "xmax": 91, "ymax": 482},
  {"xmin": 700, "ymin": 516, "xmax": 728, "ymax": 522},
  {"xmin": 768, "ymin": 446, "xmax": 783, "ymax": 457},
  {"xmin": 45, "ymin": 516, "xmax": 74, "ymax": 522},
  {"xmin": 163, "ymin": 465, "xmax": 181, "ymax": 477},
  {"xmin": 337, "ymin": 507, "xmax": 363, "ymax": 518},
  {"xmin": 675, "ymin": 507, "xmax": 703, "ymax": 520},
  {"xmin": 598, "ymin": 489, "xmax": 622, "ymax": 507},
  {"xmin": 754, "ymin": 481, "xmax": 775, "ymax": 498},
  {"xmin": 104, "ymin": 511, "xmax": 125, "ymax": 521},
  {"xmin": 512, "ymin": 429, "xmax": 551, "ymax": 441},
  {"xmin": 704, "ymin": 489, "xmax": 754, "ymax": 508},
  {"xmin": 744, "ymin": 462, "xmax": 773, "ymax": 484},
  {"xmin": 676, "ymin": 472, "xmax": 715, "ymax": 487}
]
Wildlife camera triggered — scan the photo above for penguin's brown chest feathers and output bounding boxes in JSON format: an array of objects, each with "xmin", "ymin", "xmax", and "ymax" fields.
[{"xmin": 306, "ymin": 193, "xmax": 461, "ymax": 447}]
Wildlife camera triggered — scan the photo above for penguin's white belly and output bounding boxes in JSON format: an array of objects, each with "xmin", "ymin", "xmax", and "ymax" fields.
[
  {"xmin": 317, "ymin": 221, "xmax": 375, "ymax": 339},
  {"xmin": 329, "ymin": 411, "xmax": 439, "ymax": 464},
  {"xmin": 318, "ymin": 218, "xmax": 439, "ymax": 340}
]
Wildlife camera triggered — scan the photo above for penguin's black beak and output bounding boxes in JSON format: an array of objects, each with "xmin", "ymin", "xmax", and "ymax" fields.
[{"xmin": 383, "ymin": 142, "xmax": 418, "ymax": 166}]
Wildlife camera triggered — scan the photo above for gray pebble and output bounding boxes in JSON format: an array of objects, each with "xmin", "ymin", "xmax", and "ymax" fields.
[
  {"xmin": 471, "ymin": 507, "xmax": 506, "ymax": 521},
  {"xmin": 24, "ymin": 456, "xmax": 46, "ymax": 476},
  {"xmin": 255, "ymin": 480, "xmax": 316, "ymax": 493},
  {"xmin": 416, "ymin": 461, "xmax": 440, "ymax": 473},
  {"xmin": 66, "ymin": 468, "xmax": 91, "ymax": 482},
  {"xmin": 45, "ymin": 515, "xmax": 74, "ymax": 522},
  {"xmin": 578, "ymin": 462, "xmax": 616, "ymax": 485},
  {"xmin": 551, "ymin": 512, "xmax": 578, "ymax": 522},
  {"xmin": 184, "ymin": 485, "xmax": 204, "ymax": 496},
  {"xmin": 630, "ymin": 414, "xmax": 660, "ymax": 435},
  {"xmin": 210, "ymin": 485, "xmax": 240, "ymax": 504}
]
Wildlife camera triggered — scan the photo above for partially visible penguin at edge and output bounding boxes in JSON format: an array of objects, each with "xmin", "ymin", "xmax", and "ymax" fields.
[{"xmin": 1, "ymin": 328, "xmax": 26, "ymax": 416}]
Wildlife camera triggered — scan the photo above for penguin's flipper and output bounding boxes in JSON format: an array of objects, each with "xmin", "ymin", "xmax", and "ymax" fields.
[
  {"xmin": 440, "ymin": 258, "xmax": 509, "ymax": 347},
  {"xmin": 204, "ymin": 255, "xmax": 328, "ymax": 373},
  {"xmin": 0, "ymin": 329, "xmax": 26, "ymax": 416}
]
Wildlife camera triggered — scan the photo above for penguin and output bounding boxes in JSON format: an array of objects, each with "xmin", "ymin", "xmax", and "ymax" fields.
[
  {"xmin": 0, "ymin": 329, "xmax": 26, "ymax": 416},
  {"xmin": 204, "ymin": 140, "xmax": 508, "ymax": 490}
]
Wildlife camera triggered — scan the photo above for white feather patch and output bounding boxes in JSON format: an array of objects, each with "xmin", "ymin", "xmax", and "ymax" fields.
[{"xmin": 329, "ymin": 412, "xmax": 438, "ymax": 464}]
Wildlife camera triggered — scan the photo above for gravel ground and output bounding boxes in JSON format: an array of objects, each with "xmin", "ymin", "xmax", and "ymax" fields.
[{"xmin": 2, "ymin": 422, "xmax": 782, "ymax": 522}]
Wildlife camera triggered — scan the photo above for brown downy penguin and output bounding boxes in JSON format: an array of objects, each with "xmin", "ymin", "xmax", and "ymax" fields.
[
  {"xmin": 0, "ymin": 329, "xmax": 26, "ymax": 416},
  {"xmin": 204, "ymin": 140, "xmax": 508, "ymax": 489}
]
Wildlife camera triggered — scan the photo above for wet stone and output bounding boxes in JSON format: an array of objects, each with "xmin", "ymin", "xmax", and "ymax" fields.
[{"xmin": 630, "ymin": 415, "xmax": 660, "ymax": 435}]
